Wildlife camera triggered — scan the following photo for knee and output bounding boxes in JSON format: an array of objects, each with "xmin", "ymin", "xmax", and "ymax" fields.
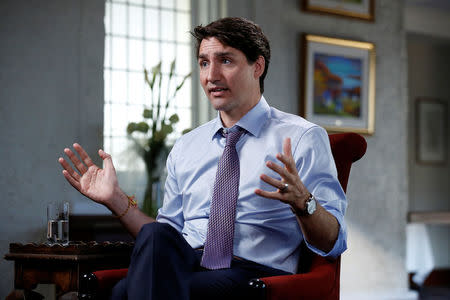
[
  {"xmin": 139, "ymin": 221, "xmax": 175, "ymax": 237},
  {"xmin": 135, "ymin": 222, "xmax": 178, "ymax": 249}
]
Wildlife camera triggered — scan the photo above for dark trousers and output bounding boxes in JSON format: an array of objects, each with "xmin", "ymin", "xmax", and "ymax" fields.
[{"xmin": 110, "ymin": 222, "xmax": 289, "ymax": 300}]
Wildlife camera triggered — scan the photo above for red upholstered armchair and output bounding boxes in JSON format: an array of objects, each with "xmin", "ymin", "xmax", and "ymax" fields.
[
  {"xmin": 248, "ymin": 132, "xmax": 367, "ymax": 300},
  {"xmin": 79, "ymin": 132, "xmax": 367, "ymax": 300}
]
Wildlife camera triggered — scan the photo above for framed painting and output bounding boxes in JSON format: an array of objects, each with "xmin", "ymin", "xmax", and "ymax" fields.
[
  {"xmin": 302, "ymin": 0, "xmax": 375, "ymax": 21},
  {"xmin": 416, "ymin": 98, "xmax": 448, "ymax": 165},
  {"xmin": 301, "ymin": 34, "xmax": 376, "ymax": 135}
]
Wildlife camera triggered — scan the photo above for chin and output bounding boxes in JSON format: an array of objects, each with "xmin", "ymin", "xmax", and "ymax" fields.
[
  {"xmin": 209, "ymin": 97, "xmax": 230, "ymax": 110},
  {"xmin": 213, "ymin": 101, "xmax": 238, "ymax": 113}
]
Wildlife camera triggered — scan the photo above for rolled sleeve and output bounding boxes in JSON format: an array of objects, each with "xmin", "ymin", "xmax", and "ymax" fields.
[
  {"xmin": 303, "ymin": 208, "xmax": 347, "ymax": 258},
  {"xmin": 293, "ymin": 126, "xmax": 348, "ymax": 258}
]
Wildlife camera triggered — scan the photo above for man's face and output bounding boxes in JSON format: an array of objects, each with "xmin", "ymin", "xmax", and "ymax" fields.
[{"xmin": 198, "ymin": 37, "xmax": 263, "ymax": 121}]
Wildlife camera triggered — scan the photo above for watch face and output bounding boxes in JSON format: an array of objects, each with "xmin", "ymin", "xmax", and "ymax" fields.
[{"xmin": 307, "ymin": 197, "xmax": 316, "ymax": 215}]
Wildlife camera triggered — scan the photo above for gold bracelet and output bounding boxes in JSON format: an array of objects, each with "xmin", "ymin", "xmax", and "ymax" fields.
[{"xmin": 115, "ymin": 195, "xmax": 137, "ymax": 218}]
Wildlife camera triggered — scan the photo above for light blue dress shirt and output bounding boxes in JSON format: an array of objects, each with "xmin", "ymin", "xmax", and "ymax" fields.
[{"xmin": 156, "ymin": 96, "xmax": 347, "ymax": 274}]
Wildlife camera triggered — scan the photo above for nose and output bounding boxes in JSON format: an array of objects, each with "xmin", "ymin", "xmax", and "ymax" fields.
[{"xmin": 206, "ymin": 62, "xmax": 221, "ymax": 83}]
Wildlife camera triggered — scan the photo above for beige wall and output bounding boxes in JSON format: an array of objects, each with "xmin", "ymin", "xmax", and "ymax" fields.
[
  {"xmin": 0, "ymin": 0, "xmax": 104, "ymax": 296},
  {"xmin": 407, "ymin": 33, "xmax": 450, "ymax": 274}
]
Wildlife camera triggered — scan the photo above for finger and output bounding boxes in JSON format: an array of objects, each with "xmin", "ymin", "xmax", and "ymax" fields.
[
  {"xmin": 254, "ymin": 188, "xmax": 285, "ymax": 201},
  {"xmin": 276, "ymin": 138, "xmax": 297, "ymax": 173},
  {"xmin": 276, "ymin": 152, "xmax": 297, "ymax": 174},
  {"xmin": 73, "ymin": 143, "xmax": 94, "ymax": 168},
  {"xmin": 64, "ymin": 148, "xmax": 88, "ymax": 174},
  {"xmin": 283, "ymin": 138, "xmax": 292, "ymax": 157},
  {"xmin": 99, "ymin": 149, "xmax": 115, "ymax": 171},
  {"xmin": 62, "ymin": 170, "xmax": 81, "ymax": 191},
  {"xmin": 266, "ymin": 161, "xmax": 292, "ymax": 181},
  {"xmin": 260, "ymin": 174, "xmax": 285, "ymax": 190},
  {"xmin": 58, "ymin": 157, "xmax": 81, "ymax": 181}
]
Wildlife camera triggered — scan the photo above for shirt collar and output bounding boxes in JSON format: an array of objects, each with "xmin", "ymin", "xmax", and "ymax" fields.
[{"xmin": 210, "ymin": 96, "xmax": 270, "ymax": 140}]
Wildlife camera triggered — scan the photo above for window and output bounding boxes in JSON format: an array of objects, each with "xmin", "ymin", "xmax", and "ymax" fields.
[{"xmin": 104, "ymin": 0, "xmax": 192, "ymax": 200}]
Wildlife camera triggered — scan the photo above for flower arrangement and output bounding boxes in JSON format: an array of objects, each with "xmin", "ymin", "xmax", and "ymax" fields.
[{"xmin": 127, "ymin": 60, "xmax": 191, "ymax": 217}]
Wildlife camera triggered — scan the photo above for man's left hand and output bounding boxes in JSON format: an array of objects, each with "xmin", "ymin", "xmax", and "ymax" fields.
[{"xmin": 255, "ymin": 138, "xmax": 309, "ymax": 211}]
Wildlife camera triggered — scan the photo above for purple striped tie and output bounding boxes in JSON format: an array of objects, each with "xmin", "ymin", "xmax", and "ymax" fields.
[{"xmin": 201, "ymin": 129, "xmax": 244, "ymax": 269}]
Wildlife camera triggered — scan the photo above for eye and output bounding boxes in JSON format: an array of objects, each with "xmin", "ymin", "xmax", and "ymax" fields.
[
  {"xmin": 199, "ymin": 60, "xmax": 209, "ymax": 68},
  {"xmin": 222, "ymin": 58, "xmax": 231, "ymax": 64}
]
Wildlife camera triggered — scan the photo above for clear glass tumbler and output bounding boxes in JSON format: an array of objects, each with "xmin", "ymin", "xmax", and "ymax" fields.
[{"xmin": 47, "ymin": 202, "xmax": 69, "ymax": 245}]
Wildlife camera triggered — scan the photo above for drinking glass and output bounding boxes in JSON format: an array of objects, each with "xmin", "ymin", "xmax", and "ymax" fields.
[{"xmin": 47, "ymin": 202, "xmax": 69, "ymax": 245}]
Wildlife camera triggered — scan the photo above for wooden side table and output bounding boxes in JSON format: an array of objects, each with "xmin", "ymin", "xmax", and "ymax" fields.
[{"xmin": 4, "ymin": 241, "xmax": 133, "ymax": 299}]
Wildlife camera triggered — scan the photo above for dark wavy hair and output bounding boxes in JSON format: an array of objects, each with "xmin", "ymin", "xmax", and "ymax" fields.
[{"xmin": 191, "ymin": 17, "xmax": 271, "ymax": 94}]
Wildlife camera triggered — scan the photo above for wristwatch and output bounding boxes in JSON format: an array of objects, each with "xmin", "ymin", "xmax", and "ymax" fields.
[
  {"xmin": 291, "ymin": 194, "xmax": 317, "ymax": 216},
  {"xmin": 304, "ymin": 194, "xmax": 317, "ymax": 215}
]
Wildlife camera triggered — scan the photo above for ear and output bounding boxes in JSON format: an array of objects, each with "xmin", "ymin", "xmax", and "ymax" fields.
[{"xmin": 253, "ymin": 55, "xmax": 265, "ymax": 79}]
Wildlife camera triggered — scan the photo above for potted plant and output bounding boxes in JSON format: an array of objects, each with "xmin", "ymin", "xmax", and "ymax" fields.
[{"xmin": 127, "ymin": 60, "xmax": 191, "ymax": 217}]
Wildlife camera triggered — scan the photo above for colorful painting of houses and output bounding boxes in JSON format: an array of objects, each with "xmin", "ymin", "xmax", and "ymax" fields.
[{"xmin": 313, "ymin": 53, "xmax": 362, "ymax": 118}]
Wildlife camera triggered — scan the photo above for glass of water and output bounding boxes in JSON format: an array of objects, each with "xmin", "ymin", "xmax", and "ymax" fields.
[{"xmin": 47, "ymin": 202, "xmax": 69, "ymax": 245}]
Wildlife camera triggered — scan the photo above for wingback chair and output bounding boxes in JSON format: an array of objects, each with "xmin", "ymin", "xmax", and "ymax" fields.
[
  {"xmin": 248, "ymin": 132, "xmax": 367, "ymax": 300},
  {"xmin": 79, "ymin": 132, "xmax": 367, "ymax": 300}
]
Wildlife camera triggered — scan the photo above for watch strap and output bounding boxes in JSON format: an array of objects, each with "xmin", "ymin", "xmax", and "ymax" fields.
[{"xmin": 290, "ymin": 193, "xmax": 315, "ymax": 216}]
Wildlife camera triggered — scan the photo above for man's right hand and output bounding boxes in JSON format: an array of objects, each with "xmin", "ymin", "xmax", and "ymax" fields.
[
  {"xmin": 59, "ymin": 143, "xmax": 155, "ymax": 237},
  {"xmin": 58, "ymin": 143, "xmax": 119, "ymax": 207}
]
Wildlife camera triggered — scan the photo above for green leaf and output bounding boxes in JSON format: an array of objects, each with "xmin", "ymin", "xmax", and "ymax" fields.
[
  {"xmin": 181, "ymin": 128, "xmax": 192, "ymax": 135},
  {"xmin": 161, "ymin": 123, "xmax": 173, "ymax": 135},
  {"xmin": 150, "ymin": 62, "xmax": 162, "ymax": 90},
  {"xmin": 169, "ymin": 60, "xmax": 176, "ymax": 79},
  {"xmin": 168, "ymin": 114, "xmax": 179, "ymax": 124},
  {"xmin": 152, "ymin": 62, "xmax": 162, "ymax": 74},
  {"xmin": 144, "ymin": 69, "xmax": 153, "ymax": 91},
  {"xmin": 153, "ymin": 130, "xmax": 165, "ymax": 142},
  {"xmin": 126, "ymin": 122, "xmax": 137, "ymax": 134},
  {"xmin": 136, "ymin": 122, "xmax": 150, "ymax": 133},
  {"xmin": 143, "ymin": 109, "xmax": 153, "ymax": 119},
  {"xmin": 174, "ymin": 72, "xmax": 192, "ymax": 94}
]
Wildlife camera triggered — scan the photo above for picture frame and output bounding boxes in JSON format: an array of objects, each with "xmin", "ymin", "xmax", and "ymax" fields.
[
  {"xmin": 416, "ymin": 98, "xmax": 448, "ymax": 165},
  {"xmin": 302, "ymin": 0, "xmax": 375, "ymax": 21},
  {"xmin": 301, "ymin": 34, "xmax": 376, "ymax": 135}
]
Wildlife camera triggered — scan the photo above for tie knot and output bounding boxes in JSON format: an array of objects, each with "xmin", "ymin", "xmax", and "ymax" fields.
[{"xmin": 225, "ymin": 129, "xmax": 243, "ymax": 147}]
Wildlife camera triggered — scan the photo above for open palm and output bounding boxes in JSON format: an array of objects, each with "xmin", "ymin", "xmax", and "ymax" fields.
[{"xmin": 59, "ymin": 143, "xmax": 118, "ymax": 205}]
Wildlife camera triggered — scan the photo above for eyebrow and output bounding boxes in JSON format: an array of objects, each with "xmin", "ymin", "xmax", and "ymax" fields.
[{"xmin": 198, "ymin": 51, "xmax": 236, "ymax": 60}]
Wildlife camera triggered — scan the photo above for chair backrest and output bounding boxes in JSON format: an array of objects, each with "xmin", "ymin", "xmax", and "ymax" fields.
[
  {"xmin": 297, "ymin": 132, "xmax": 367, "ymax": 274},
  {"xmin": 256, "ymin": 133, "xmax": 367, "ymax": 300},
  {"xmin": 328, "ymin": 133, "xmax": 367, "ymax": 192}
]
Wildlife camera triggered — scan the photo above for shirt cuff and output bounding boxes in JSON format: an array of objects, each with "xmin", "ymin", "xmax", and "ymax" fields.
[
  {"xmin": 156, "ymin": 214, "xmax": 183, "ymax": 233},
  {"xmin": 303, "ymin": 208, "xmax": 347, "ymax": 259}
]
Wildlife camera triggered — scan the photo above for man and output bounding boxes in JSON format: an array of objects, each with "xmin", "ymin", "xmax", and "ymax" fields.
[{"xmin": 59, "ymin": 17, "xmax": 347, "ymax": 299}]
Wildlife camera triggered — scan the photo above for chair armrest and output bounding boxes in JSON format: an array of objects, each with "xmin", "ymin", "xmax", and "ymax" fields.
[
  {"xmin": 94, "ymin": 268, "xmax": 129, "ymax": 290},
  {"xmin": 250, "ymin": 257, "xmax": 340, "ymax": 300},
  {"xmin": 79, "ymin": 268, "xmax": 128, "ymax": 300}
]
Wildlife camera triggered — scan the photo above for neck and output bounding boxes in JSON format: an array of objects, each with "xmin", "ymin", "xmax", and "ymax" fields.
[{"xmin": 220, "ymin": 94, "xmax": 261, "ymax": 128}]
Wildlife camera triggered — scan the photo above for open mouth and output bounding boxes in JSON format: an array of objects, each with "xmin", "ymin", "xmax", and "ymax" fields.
[{"xmin": 209, "ymin": 87, "xmax": 228, "ymax": 93}]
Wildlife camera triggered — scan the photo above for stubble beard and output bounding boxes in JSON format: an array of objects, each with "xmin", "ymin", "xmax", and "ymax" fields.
[{"xmin": 209, "ymin": 96, "xmax": 239, "ymax": 113}]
